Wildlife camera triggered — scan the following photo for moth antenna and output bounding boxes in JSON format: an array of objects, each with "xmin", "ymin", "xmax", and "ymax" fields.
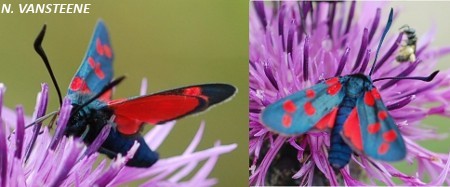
[
  {"xmin": 369, "ymin": 8, "xmax": 394, "ymax": 76},
  {"xmin": 71, "ymin": 76, "xmax": 126, "ymax": 115},
  {"xmin": 373, "ymin": 70, "xmax": 439, "ymax": 82},
  {"xmin": 7, "ymin": 111, "xmax": 58, "ymax": 140},
  {"xmin": 34, "ymin": 24, "xmax": 63, "ymax": 106}
]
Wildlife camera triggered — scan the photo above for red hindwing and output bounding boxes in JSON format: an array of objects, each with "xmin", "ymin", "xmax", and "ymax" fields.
[{"xmin": 107, "ymin": 84, "xmax": 235, "ymax": 135}]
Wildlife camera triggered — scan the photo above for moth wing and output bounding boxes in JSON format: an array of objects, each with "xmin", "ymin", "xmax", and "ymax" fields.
[
  {"xmin": 67, "ymin": 20, "xmax": 114, "ymax": 102},
  {"xmin": 107, "ymin": 84, "xmax": 236, "ymax": 135},
  {"xmin": 341, "ymin": 87, "xmax": 406, "ymax": 161},
  {"xmin": 261, "ymin": 77, "xmax": 347, "ymax": 136}
]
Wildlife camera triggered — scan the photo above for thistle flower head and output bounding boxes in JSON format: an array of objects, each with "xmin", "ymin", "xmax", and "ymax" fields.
[
  {"xmin": 1, "ymin": 78, "xmax": 236, "ymax": 186},
  {"xmin": 250, "ymin": 1, "xmax": 450, "ymax": 186}
]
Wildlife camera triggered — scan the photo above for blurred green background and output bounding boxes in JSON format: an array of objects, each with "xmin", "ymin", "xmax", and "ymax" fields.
[{"xmin": 0, "ymin": 0, "xmax": 247, "ymax": 186}]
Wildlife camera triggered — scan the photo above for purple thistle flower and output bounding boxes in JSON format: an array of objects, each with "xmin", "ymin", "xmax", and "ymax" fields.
[
  {"xmin": 250, "ymin": 1, "xmax": 450, "ymax": 186},
  {"xmin": 1, "ymin": 78, "xmax": 236, "ymax": 186}
]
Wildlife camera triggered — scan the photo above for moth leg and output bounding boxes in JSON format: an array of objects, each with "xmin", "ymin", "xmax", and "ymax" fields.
[{"xmin": 80, "ymin": 125, "xmax": 90, "ymax": 141}]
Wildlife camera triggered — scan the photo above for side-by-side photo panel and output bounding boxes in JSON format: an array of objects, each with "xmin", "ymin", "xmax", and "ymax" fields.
[{"xmin": 250, "ymin": 1, "xmax": 450, "ymax": 186}]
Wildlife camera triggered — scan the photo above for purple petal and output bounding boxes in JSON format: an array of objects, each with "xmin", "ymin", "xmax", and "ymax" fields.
[
  {"xmin": 358, "ymin": 49, "xmax": 371, "ymax": 73},
  {"xmin": 182, "ymin": 122, "xmax": 205, "ymax": 155},
  {"xmin": 380, "ymin": 61, "xmax": 419, "ymax": 90},
  {"xmin": 335, "ymin": 47, "xmax": 350, "ymax": 76},
  {"xmin": 96, "ymin": 142, "xmax": 139, "ymax": 186},
  {"xmin": 352, "ymin": 28, "xmax": 369, "ymax": 72},
  {"xmin": 24, "ymin": 83, "xmax": 49, "ymax": 161},
  {"xmin": 250, "ymin": 136, "xmax": 285, "ymax": 186},
  {"xmin": 0, "ymin": 87, "xmax": 7, "ymax": 187},
  {"xmin": 264, "ymin": 61, "xmax": 279, "ymax": 90},
  {"xmin": 253, "ymin": 1, "xmax": 267, "ymax": 29},
  {"xmin": 185, "ymin": 141, "xmax": 222, "ymax": 185},
  {"xmin": 50, "ymin": 98, "xmax": 72, "ymax": 150},
  {"xmin": 144, "ymin": 121, "xmax": 175, "ymax": 150},
  {"xmin": 84, "ymin": 123, "xmax": 111, "ymax": 157},
  {"xmin": 387, "ymin": 95, "xmax": 415, "ymax": 111},
  {"xmin": 303, "ymin": 35, "xmax": 310, "ymax": 81},
  {"xmin": 48, "ymin": 138, "xmax": 83, "ymax": 187},
  {"xmin": 14, "ymin": 106, "xmax": 25, "ymax": 159},
  {"xmin": 368, "ymin": 8, "xmax": 381, "ymax": 43},
  {"xmin": 326, "ymin": 2, "xmax": 337, "ymax": 38},
  {"xmin": 140, "ymin": 77, "xmax": 148, "ymax": 96},
  {"xmin": 341, "ymin": 1, "xmax": 356, "ymax": 47},
  {"xmin": 278, "ymin": 3, "xmax": 286, "ymax": 38}
]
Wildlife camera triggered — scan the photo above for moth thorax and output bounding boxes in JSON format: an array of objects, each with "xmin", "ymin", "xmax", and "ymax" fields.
[
  {"xmin": 65, "ymin": 105, "xmax": 113, "ymax": 144},
  {"xmin": 345, "ymin": 75, "xmax": 367, "ymax": 98}
]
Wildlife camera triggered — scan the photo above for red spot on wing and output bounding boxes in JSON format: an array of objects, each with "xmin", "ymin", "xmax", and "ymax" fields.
[
  {"xmin": 88, "ymin": 57, "xmax": 105, "ymax": 79},
  {"xmin": 96, "ymin": 39, "xmax": 104, "ymax": 56},
  {"xmin": 103, "ymin": 45, "xmax": 112, "ymax": 58},
  {"xmin": 364, "ymin": 92, "xmax": 375, "ymax": 106},
  {"xmin": 306, "ymin": 89, "xmax": 315, "ymax": 98},
  {"xmin": 283, "ymin": 100, "xmax": 296, "ymax": 113},
  {"xmin": 108, "ymin": 95, "xmax": 200, "ymax": 127},
  {"xmin": 378, "ymin": 111, "xmax": 388, "ymax": 120},
  {"xmin": 183, "ymin": 87, "xmax": 208, "ymax": 101},
  {"xmin": 282, "ymin": 114, "xmax": 292, "ymax": 128},
  {"xmin": 371, "ymin": 88, "xmax": 381, "ymax": 100},
  {"xmin": 324, "ymin": 77, "xmax": 342, "ymax": 96},
  {"xmin": 378, "ymin": 142, "xmax": 390, "ymax": 155},
  {"xmin": 70, "ymin": 76, "xmax": 90, "ymax": 93},
  {"xmin": 70, "ymin": 77, "xmax": 84, "ymax": 91},
  {"xmin": 315, "ymin": 107, "xmax": 338, "ymax": 130},
  {"xmin": 183, "ymin": 87, "xmax": 201, "ymax": 96},
  {"xmin": 327, "ymin": 82, "xmax": 342, "ymax": 96},
  {"xmin": 383, "ymin": 130, "xmax": 397, "ymax": 143},
  {"xmin": 96, "ymin": 38, "xmax": 112, "ymax": 59},
  {"xmin": 303, "ymin": 102, "xmax": 315, "ymax": 116},
  {"xmin": 368, "ymin": 122, "xmax": 381, "ymax": 134},
  {"xmin": 325, "ymin": 77, "xmax": 339, "ymax": 85},
  {"xmin": 343, "ymin": 108, "xmax": 363, "ymax": 151}
]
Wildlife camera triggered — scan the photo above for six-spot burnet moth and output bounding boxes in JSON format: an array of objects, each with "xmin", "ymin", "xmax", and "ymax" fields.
[
  {"xmin": 28, "ymin": 20, "xmax": 236, "ymax": 167},
  {"xmin": 261, "ymin": 8, "xmax": 438, "ymax": 169}
]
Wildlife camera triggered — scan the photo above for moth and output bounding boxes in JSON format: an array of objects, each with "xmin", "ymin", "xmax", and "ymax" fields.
[
  {"xmin": 31, "ymin": 20, "xmax": 236, "ymax": 167},
  {"xmin": 261, "ymin": 9, "xmax": 437, "ymax": 169}
]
